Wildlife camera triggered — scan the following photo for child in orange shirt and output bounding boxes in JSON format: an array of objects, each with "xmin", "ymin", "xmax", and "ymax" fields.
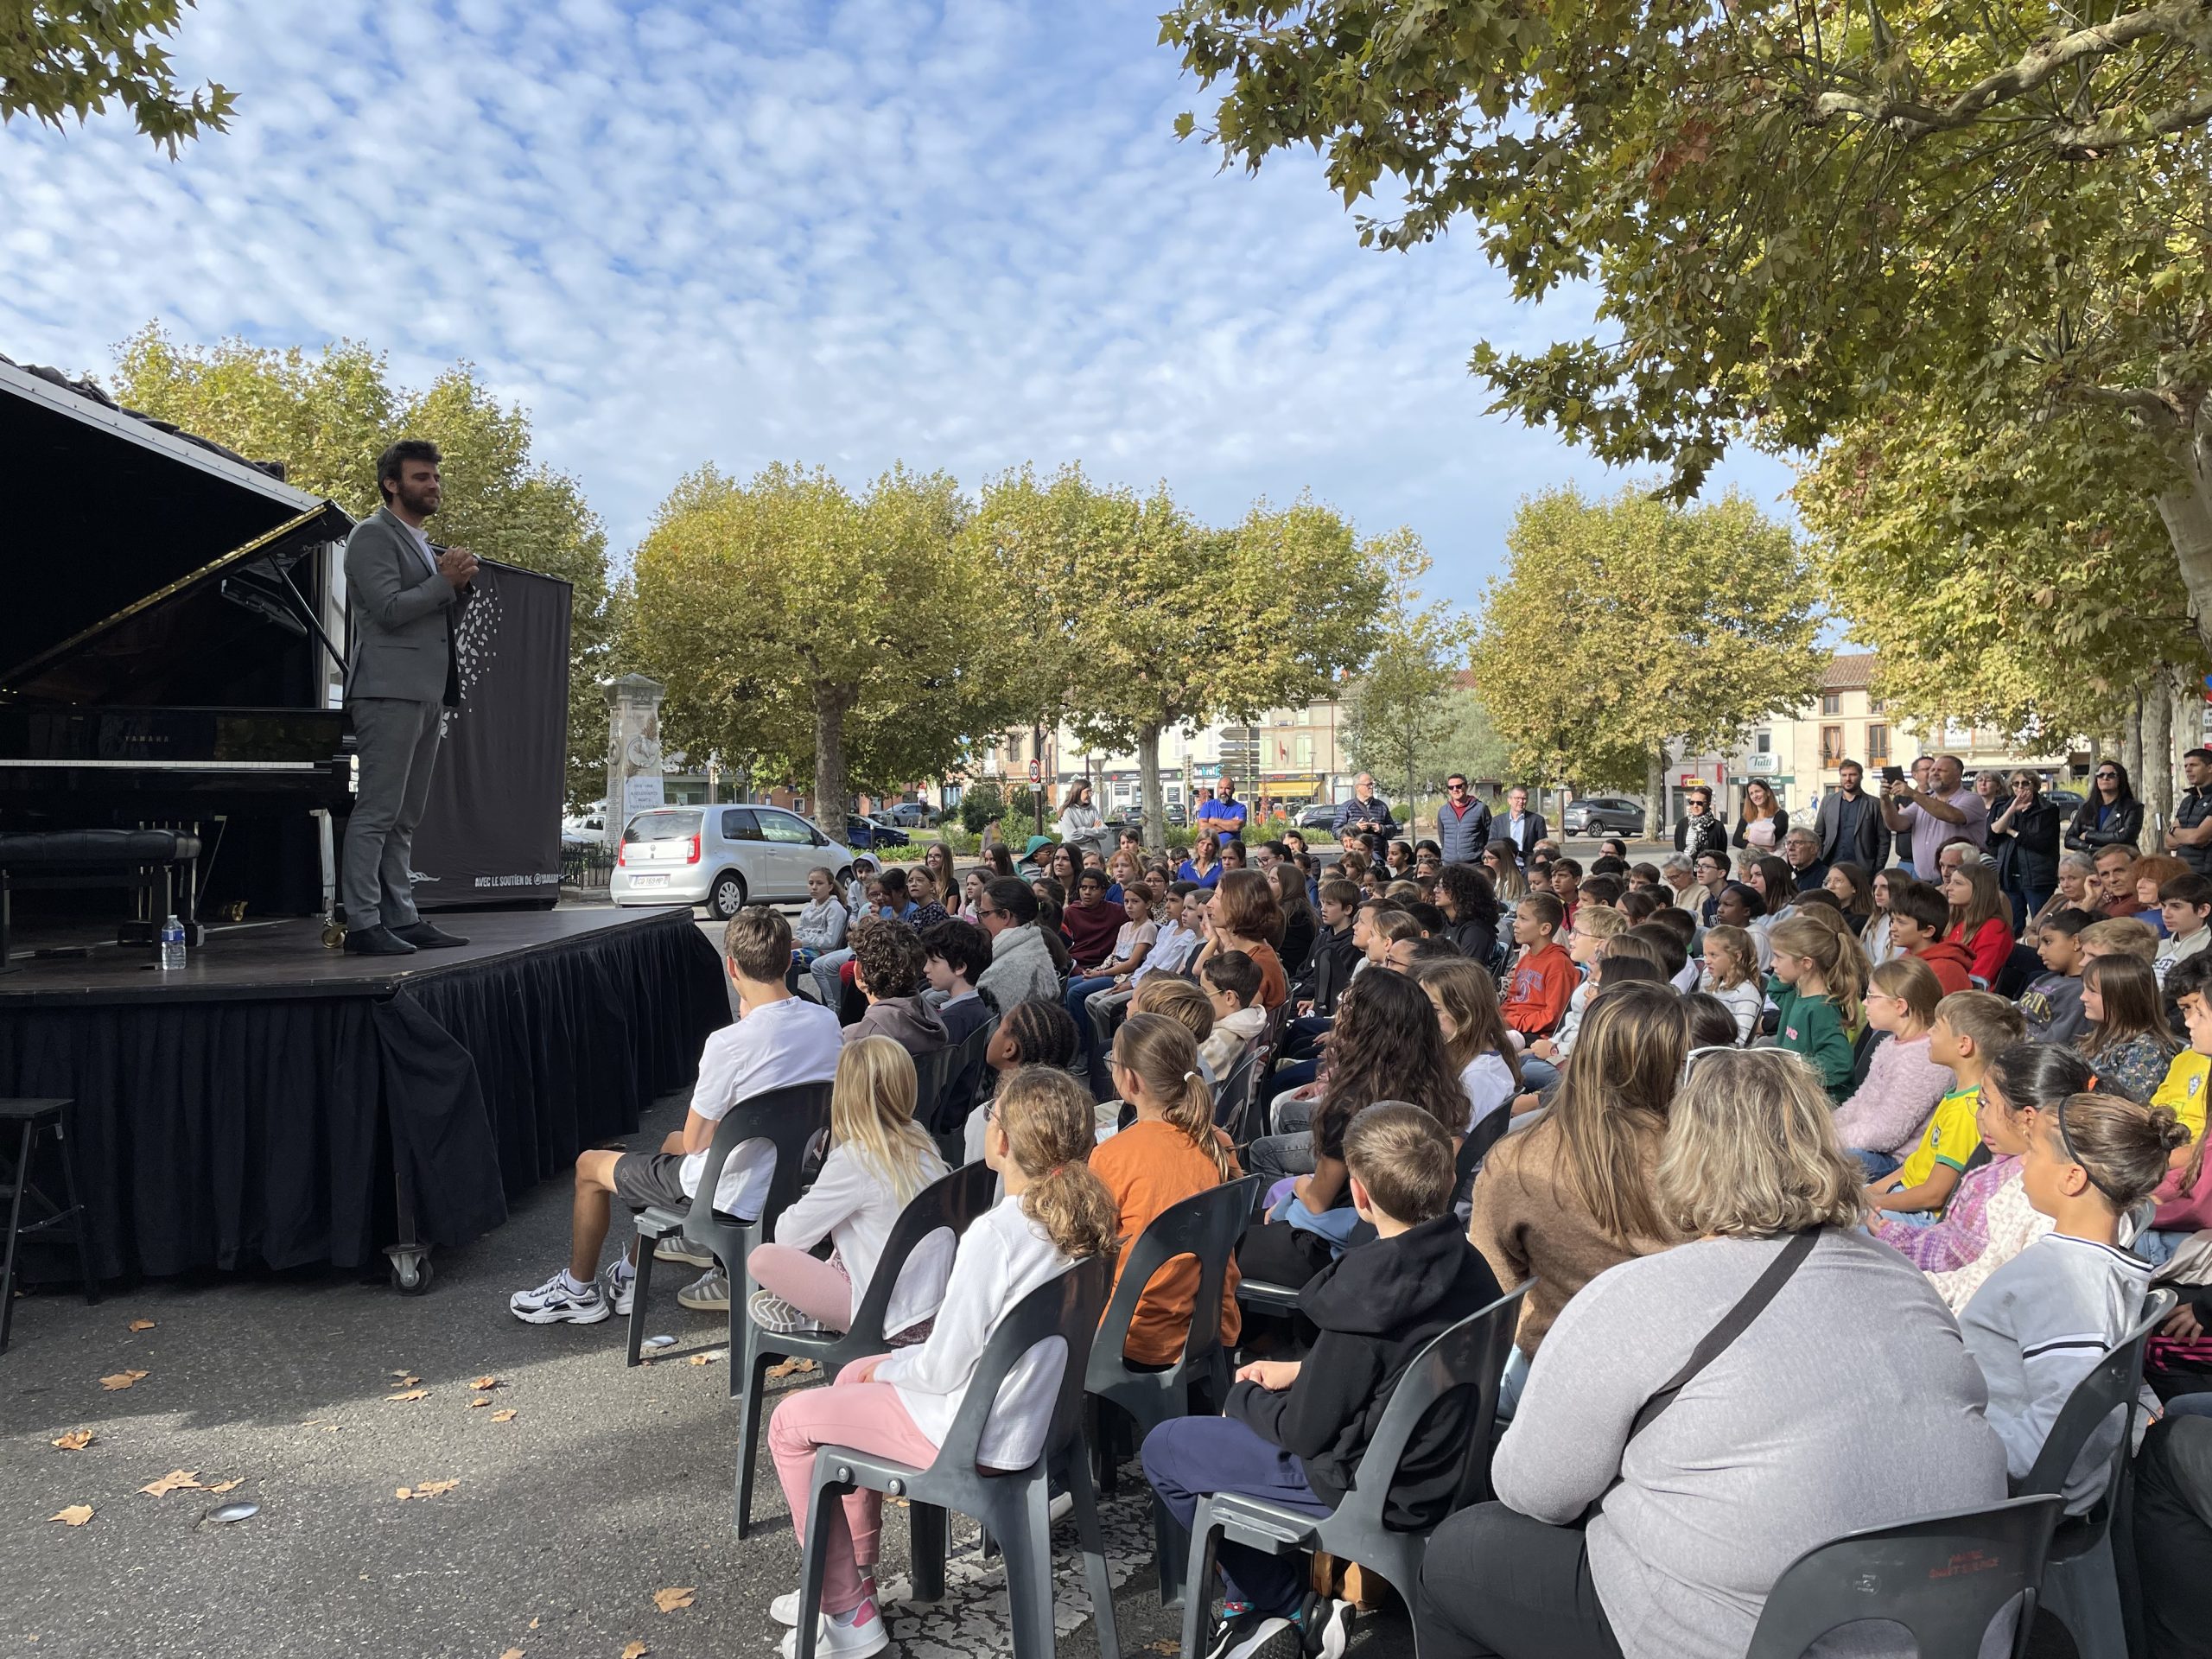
[
  {"xmin": 1092, "ymin": 1012, "xmax": 1243, "ymax": 1365},
  {"xmin": 1501, "ymin": 892, "xmax": 1576, "ymax": 1040}
]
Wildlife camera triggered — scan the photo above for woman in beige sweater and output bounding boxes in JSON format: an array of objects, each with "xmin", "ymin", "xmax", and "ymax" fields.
[{"xmin": 1469, "ymin": 982, "xmax": 1690, "ymax": 1410}]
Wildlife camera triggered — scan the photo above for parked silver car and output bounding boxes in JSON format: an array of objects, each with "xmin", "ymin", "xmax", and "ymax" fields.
[{"xmin": 609, "ymin": 805, "xmax": 856, "ymax": 919}]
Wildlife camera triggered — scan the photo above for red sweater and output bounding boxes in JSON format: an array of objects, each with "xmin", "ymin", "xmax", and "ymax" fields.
[
  {"xmin": 1946, "ymin": 918, "xmax": 2016, "ymax": 987},
  {"xmin": 1503, "ymin": 941, "xmax": 1577, "ymax": 1037},
  {"xmin": 1913, "ymin": 939, "xmax": 1976, "ymax": 997}
]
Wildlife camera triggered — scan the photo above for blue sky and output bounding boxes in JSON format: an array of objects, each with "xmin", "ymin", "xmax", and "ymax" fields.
[{"xmin": 0, "ymin": 0, "xmax": 1796, "ymax": 612}]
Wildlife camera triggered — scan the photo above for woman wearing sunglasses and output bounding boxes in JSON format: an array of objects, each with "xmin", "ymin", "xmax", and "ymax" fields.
[{"xmin": 2064, "ymin": 760, "xmax": 2144, "ymax": 855}]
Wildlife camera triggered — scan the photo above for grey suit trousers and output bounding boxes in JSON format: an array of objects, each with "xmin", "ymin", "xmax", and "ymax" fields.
[{"xmin": 343, "ymin": 697, "xmax": 444, "ymax": 929}]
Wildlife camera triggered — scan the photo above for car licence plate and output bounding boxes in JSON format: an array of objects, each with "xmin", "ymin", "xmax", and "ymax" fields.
[{"xmin": 630, "ymin": 874, "xmax": 669, "ymax": 888}]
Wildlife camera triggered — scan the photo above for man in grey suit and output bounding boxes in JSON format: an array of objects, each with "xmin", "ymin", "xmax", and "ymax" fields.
[{"xmin": 341, "ymin": 440, "xmax": 479, "ymax": 955}]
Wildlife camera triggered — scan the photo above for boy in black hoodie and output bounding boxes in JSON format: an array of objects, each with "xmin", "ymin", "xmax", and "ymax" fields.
[{"xmin": 1142, "ymin": 1103, "xmax": 1502, "ymax": 1659}]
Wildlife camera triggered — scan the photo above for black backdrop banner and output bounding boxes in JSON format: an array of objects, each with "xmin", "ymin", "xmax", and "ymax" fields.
[{"xmin": 409, "ymin": 560, "xmax": 571, "ymax": 911}]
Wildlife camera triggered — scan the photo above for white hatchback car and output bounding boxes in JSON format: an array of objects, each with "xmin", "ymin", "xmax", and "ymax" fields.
[{"xmin": 608, "ymin": 804, "xmax": 858, "ymax": 919}]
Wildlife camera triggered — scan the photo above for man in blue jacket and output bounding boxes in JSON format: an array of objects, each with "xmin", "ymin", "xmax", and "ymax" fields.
[
  {"xmin": 1333, "ymin": 772, "xmax": 1397, "ymax": 857},
  {"xmin": 1434, "ymin": 773, "xmax": 1491, "ymax": 864}
]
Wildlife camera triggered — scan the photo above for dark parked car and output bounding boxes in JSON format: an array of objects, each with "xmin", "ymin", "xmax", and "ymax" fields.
[
  {"xmin": 846, "ymin": 814, "xmax": 911, "ymax": 849},
  {"xmin": 1561, "ymin": 796, "xmax": 1648, "ymax": 837},
  {"xmin": 1295, "ymin": 800, "xmax": 1339, "ymax": 831}
]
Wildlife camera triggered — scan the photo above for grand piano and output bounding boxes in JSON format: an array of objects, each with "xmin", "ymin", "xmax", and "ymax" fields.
[{"xmin": 0, "ymin": 356, "xmax": 356, "ymax": 938}]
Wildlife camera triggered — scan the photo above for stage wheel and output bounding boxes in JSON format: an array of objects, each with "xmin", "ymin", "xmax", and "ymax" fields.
[
  {"xmin": 390, "ymin": 1253, "xmax": 433, "ymax": 1295},
  {"xmin": 321, "ymin": 924, "xmax": 347, "ymax": 950}
]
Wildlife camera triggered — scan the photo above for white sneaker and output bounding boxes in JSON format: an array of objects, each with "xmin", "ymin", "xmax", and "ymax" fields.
[
  {"xmin": 771, "ymin": 1579, "xmax": 873, "ymax": 1626},
  {"xmin": 751, "ymin": 1289, "xmax": 824, "ymax": 1335},
  {"xmin": 602, "ymin": 1263, "xmax": 635, "ymax": 1317},
  {"xmin": 654, "ymin": 1235, "xmax": 716, "ymax": 1268},
  {"xmin": 677, "ymin": 1268, "xmax": 731, "ymax": 1312},
  {"xmin": 776, "ymin": 1600, "xmax": 887, "ymax": 1659},
  {"xmin": 509, "ymin": 1271, "xmax": 609, "ymax": 1325}
]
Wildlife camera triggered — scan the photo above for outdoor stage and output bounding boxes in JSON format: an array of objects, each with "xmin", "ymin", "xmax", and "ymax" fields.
[{"xmin": 0, "ymin": 905, "xmax": 728, "ymax": 1290}]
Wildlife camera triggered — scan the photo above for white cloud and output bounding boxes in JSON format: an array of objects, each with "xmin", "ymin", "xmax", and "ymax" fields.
[{"xmin": 0, "ymin": 0, "xmax": 1796, "ymax": 609}]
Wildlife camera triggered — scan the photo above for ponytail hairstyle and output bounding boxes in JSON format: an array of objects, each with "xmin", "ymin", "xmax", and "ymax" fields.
[
  {"xmin": 1411, "ymin": 956, "xmax": 1522, "ymax": 1088},
  {"xmin": 991, "ymin": 1065, "xmax": 1119, "ymax": 1260},
  {"xmin": 1112, "ymin": 1013, "xmax": 1236, "ymax": 1182},
  {"xmin": 1982, "ymin": 1040, "xmax": 2095, "ymax": 1122},
  {"xmin": 2036, "ymin": 1090, "xmax": 2194, "ymax": 1213},
  {"xmin": 830, "ymin": 1036, "xmax": 942, "ymax": 1206},
  {"xmin": 995, "ymin": 997, "xmax": 1080, "ymax": 1070},
  {"xmin": 1768, "ymin": 912, "xmax": 1869, "ymax": 1025}
]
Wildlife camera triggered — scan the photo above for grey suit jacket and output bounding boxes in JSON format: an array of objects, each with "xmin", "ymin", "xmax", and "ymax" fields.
[{"xmin": 345, "ymin": 506, "xmax": 470, "ymax": 704}]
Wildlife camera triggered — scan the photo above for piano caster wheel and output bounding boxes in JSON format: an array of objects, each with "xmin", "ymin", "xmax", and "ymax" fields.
[
  {"xmin": 387, "ymin": 1250, "xmax": 433, "ymax": 1296},
  {"xmin": 321, "ymin": 924, "xmax": 347, "ymax": 950}
]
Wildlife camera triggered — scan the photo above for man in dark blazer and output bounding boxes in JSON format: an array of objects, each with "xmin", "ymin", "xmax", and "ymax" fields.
[
  {"xmin": 1815, "ymin": 760, "xmax": 1891, "ymax": 872},
  {"xmin": 1500, "ymin": 785, "xmax": 1547, "ymax": 864},
  {"xmin": 340, "ymin": 440, "xmax": 477, "ymax": 956}
]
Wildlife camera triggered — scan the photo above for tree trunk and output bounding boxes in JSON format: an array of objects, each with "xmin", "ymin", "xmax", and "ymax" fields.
[
  {"xmin": 2144, "ymin": 669, "xmax": 2175, "ymax": 838},
  {"xmin": 1137, "ymin": 721, "xmax": 1167, "ymax": 850},
  {"xmin": 2157, "ymin": 420, "xmax": 2212, "ymax": 662},
  {"xmin": 1646, "ymin": 747, "xmax": 1667, "ymax": 841},
  {"xmin": 2124, "ymin": 693, "xmax": 2145, "ymax": 797},
  {"xmin": 810, "ymin": 683, "xmax": 853, "ymax": 839}
]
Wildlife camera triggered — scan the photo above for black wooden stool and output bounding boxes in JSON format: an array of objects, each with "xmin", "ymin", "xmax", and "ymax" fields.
[{"xmin": 1, "ymin": 1097, "xmax": 98, "ymax": 1354}]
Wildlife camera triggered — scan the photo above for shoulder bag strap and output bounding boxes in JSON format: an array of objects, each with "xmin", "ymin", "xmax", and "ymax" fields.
[{"xmin": 1626, "ymin": 1227, "xmax": 1821, "ymax": 1440}]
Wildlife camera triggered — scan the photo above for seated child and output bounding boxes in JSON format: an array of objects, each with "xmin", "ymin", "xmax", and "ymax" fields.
[
  {"xmin": 2077, "ymin": 915, "xmax": 2160, "ymax": 967},
  {"xmin": 963, "ymin": 998, "xmax": 1080, "ymax": 1164},
  {"xmin": 1412, "ymin": 956, "xmax": 1521, "ymax": 1134},
  {"xmin": 1960, "ymin": 1088, "xmax": 2184, "ymax": 1511},
  {"xmin": 1499, "ymin": 893, "xmax": 1574, "ymax": 1043},
  {"xmin": 918, "ymin": 918, "xmax": 992, "ymax": 1044},
  {"xmin": 1142, "ymin": 1103, "xmax": 1502, "ymax": 1659},
  {"xmin": 1865, "ymin": 989, "xmax": 2024, "ymax": 1222},
  {"xmin": 2158, "ymin": 874, "xmax": 2212, "ymax": 982},
  {"xmin": 510, "ymin": 906, "xmax": 842, "ymax": 1324},
  {"xmin": 2020, "ymin": 908, "xmax": 2091, "ymax": 1044},
  {"xmin": 1890, "ymin": 881, "xmax": 1974, "ymax": 996},
  {"xmin": 1696, "ymin": 923, "xmax": 1764, "ymax": 1045},
  {"xmin": 792, "ymin": 865, "xmax": 850, "ymax": 968},
  {"xmin": 1765, "ymin": 913, "xmax": 1866, "ymax": 1103},
  {"xmin": 2139, "ymin": 951, "xmax": 2212, "ymax": 1266},
  {"xmin": 766, "ymin": 1066, "xmax": 1117, "ymax": 1656},
  {"xmin": 1834, "ymin": 956, "xmax": 1952, "ymax": 1176},
  {"xmin": 1198, "ymin": 950, "xmax": 1269, "ymax": 1079},
  {"xmin": 1093, "ymin": 1014, "xmax": 1243, "ymax": 1365},
  {"xmin": 1881, "ymin": 1042, "xmax": 2092, "ymax": 1311},
  {"xmin": 1524, "ymin": 904, "xmax": 1625, "ymax": 1065},
  {"xmin": 843, "ymin": 918, "xmax": 949, "ymax": 1052},
  {"xmin": 1679, "ymin": 991, "xmax": 1743, "ymax": 1052},
  {"xmin": 747, "ymin": 1036, "xmax": 950, "ymax": 1338}
]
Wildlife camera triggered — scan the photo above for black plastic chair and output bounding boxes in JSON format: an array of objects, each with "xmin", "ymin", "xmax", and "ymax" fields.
[
  {"xmin": 0, "ymin": 1097, "xmax": 98, "ymax": 1354},
  {"xmin": 2010, "ymin": 1287, "xmax": 2176, "ymax": 1659},
  {"xmin": 1849, "ymin": 1024, "xmax": 1889, "ymax": 1091},
  {"xmin": 1743, "ymin": 1493, "xmax": 2063, "ymax": 1659},
  {"xmin": 733, "ymin": 1160, "xmax": 999, "ymax": 1537},
  {"xmin": 1449, "ymin": 1109, "xmax": 1511, "ymax": 1214},
  {"xmin": 794, "ymin": 1255, "xmax": 1120, "ymax": 1659},
  {"xmin": 1084, "ymin": 1175, "xmax": 1262, "ymax": 1602},
  {"xmin": 1212, "ymin": 1043, "xmax": 1260, "ymax": 1135},
  {"xmin": 1993, "ymin": 942, "xmax": 2044, "ymax": 1001},
  {"xmin": 910, "ymin": 1046, "xmax": 958, "ymax": 1137},
  {"xmin": 1178, "ymin": 1282, "xmax": 1530, "ymax": 1649},
  {"xmin": 625, "ymin": 1080, "xmax": 833, "ymax": 1394}
]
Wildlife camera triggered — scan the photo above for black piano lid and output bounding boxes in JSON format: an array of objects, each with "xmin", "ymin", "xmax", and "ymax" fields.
[{"xmin": 0, "ymin": 357, "xmax": 355, "ymax": 702}]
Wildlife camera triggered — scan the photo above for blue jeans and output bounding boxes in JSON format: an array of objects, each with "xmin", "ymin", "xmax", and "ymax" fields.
[
  {"xmin": 1849, "ymin": 1147, "xmax": 1901, "ymax": 1182},
  {"xmin": 2168, "ymin": 1394, "xmax": 2212, "ymax": 1420},
  {"xmin": 1064, "ymin": 974, "xmax": 1120, "ymax": 1096},
  {"xmin": 1143, "ymin": 1415, "xmax": 1333, "ymax": 1616},
  {"xmin": 809, "ymin": 947, "xmax": 855, "ymax": 1007},
  {"xmin": 1280, "ymin": 1014, "xmax": 1331, "ymax": 1064},
  {"xmin": 1517, "ymin": 1057, "xmax": 1559, "ymax": 1096}
]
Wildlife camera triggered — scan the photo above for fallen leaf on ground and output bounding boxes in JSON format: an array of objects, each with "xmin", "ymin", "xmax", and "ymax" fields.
[
  {"xmin": 471, "ymin": 1375, "xmax": 499, "ymax": 1390},
  {"xmin": 128, "ymin": 1319, "xmax": 155, "ymax": 1332},
  {"xmin": 469, "ymin": 1395, "xmax": 492, "ymax": 1408},
  {"xmin": 652, "ymin": 1587, "xmax": 695, "ymax": 1614},
  {"xmin": 390, "ymin": 1370, "xmax": 411, "ymax": 1378},
  {"xmin": 500, "ymin": 1650, "xmax": 524, "ymax": 1659},
  {"xmin": 49, "ymin": 1505, "xmax": 93, "ymax": 1527},
  {"xmin": 391, "ymin": 1375, "xmax": 422, "ymax": 1388},
  {"xmin": 687, "ymin": 1352, "xmax": 717, "ymax": 1367},
  {"xmin": 529, "ymin": 1618, "xmax": 539, "ymax": 1630},
  {"xmin": 766, "ymin": 1357, "xmax": 817, "ymax": 1380},
  {"xmin": 139, "ymin": 1470, "xmax": 202, "ymax": 1498},
  {"xmin": 51, "ymin": 1430, "xmax": 93, "ymax": 1451},
  {"xmin": 209, "ymin": 1479, "xmax": 244, "ymax": 1493},
  {"xmin": 385, "ymin": 1389, "xmax": 429, "ymax": 1404},
  {"xmin": 490, "ymin": 1409, "xmax": 518, "ymax": 1422},
  {"xmin": 394, "ymin": 1487, "xmax": 410, "ymax": 1501},
  {"xmin": 621, "ymin": 1643, "xmax": 649, "ymax": 1659},
  {"xmin": 393, "ymin": 1478, "xmax": 460, "ymax": 1501},
  {"xmin": 99, "ymin": 1370, "xmax": 149, "ymax": 1391}
]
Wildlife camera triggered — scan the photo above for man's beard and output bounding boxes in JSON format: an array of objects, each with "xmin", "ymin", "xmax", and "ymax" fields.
[{"xmin": 397, "ymin": 484, "xmax": 439, "ymax": 518}]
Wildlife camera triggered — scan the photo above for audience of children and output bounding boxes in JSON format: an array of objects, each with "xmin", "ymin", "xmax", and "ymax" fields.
[
  {"xmin": 1832, "ymin": 956, "xmax": 1954, "ymax": 1176},
  {"xmin": 1864, "ymin": 989, "xmax": 2025, "ymax": 1219},
  {"xmin": 2078, "ymin": 950, "xmax": 2181, "ymax": 1101}
]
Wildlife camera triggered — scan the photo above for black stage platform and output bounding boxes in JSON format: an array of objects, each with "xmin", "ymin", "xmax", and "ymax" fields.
[{"xmin": 0, "ymin": 905, "xmax": 728, "ymax": 1287}]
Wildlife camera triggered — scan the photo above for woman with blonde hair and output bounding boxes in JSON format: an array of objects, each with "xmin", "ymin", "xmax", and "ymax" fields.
[
  {"xmin": 1421, "ymin": 1046, "xmax": 2005, "ymax": 1659},
  {"xmin": 1470, "ymin": 982, "xmax": 1691, "ymax": 1410},
  {"xmin": 767, "ymin": 1065, "xmax": 1116, "ymax": 1647},
  {"xmin": 747, "ymin": 1036, "xmax": 950, "ymax": 1338}
]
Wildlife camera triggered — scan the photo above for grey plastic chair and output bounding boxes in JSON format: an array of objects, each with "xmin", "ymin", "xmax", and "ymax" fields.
[
  {"xmin": 1212, "ymin": 1044, "xmax": 1261, "ymax": 1137},
  {"xmin": 2010, "ymin": 1286, "xmax": 2176, "ymax": 1659},
  {"xmin": 1744, "ymin": 1493, "xmax": 2063, "ymax": 1659},
  {"xmin": 625, "ymin": 1079, "xmax": 833, "ymax": 1395},
  {"xmin": 1178, "ymin": 1282, "xmax": 1530, "ymax": 1656},
  {"xmin": 926, "ymin": 1017, "xmax": 999, "ymax": 1161},
  {"xmin": 1084, "ymin": 1175, "xmax": 1262, "ymax": 1602},
  {"xmin": 733, "ymin": 1160, "xmax": 999, "ymax": 1537},
  {"xmin": 794, "ymin": 1255, "xmax": 1120, "ymax": 1659}
]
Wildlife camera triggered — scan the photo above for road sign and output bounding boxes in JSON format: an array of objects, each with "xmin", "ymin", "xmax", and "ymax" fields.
[{"xmin": 1029, "ymin": 759, "xmax": 1040, "ymax": 783}]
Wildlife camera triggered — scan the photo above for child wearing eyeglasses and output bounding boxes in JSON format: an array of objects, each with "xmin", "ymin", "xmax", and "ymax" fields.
[{"xmin": 1957, "ymin": 1089, "xmax": 2185, "ymax": 1511}]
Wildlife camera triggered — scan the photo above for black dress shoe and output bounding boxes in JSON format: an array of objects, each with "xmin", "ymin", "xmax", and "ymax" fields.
[
  {"xmin": 390, "ymin": 920, "xmax": 469, "ymax": 949},
  {"xmin": 344, "ymin": 924, "xmax": 417, "ymax": 957}
]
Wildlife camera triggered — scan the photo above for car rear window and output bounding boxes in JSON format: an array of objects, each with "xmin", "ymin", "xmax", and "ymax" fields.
[{"xmin": 624, "ymin": 809, "xmax": 702, "ymax": 843}]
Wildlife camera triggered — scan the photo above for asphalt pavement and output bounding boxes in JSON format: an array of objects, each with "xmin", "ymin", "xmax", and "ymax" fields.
[{"xmin": 2, "ymin": 1078, "xmax": 1418, "ymax": 1659}]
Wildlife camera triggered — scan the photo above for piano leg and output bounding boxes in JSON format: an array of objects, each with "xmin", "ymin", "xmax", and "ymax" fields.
[{"xmin": 0, "ymin": 871, "xmax": 13, "ymax": 976}]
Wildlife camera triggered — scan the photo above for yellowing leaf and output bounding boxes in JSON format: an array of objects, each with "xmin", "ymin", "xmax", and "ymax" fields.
[
  {"xmin": 385, "ymin": 1389, "xmax": 429, "ymax": 1404},
  {"xmin": 470, "ymin": 1395, "xmax": 492, "ymax": 1408},
  {"xmin": 209, "ymin": 1479, "xmax": 244, "ymax": 1493},
  {"xmin": 621, "ymin": 1643, "xmax": 650, "ymax": 1659},
  {"xmin": 470, "ymin": 1375, "xmax": 499, "ymax": 1390},
  {"xmin": 51, "ymin": 1430, "xmax": 94, "ymax": 1451},
  {"xmin": 652, "ymin": 1587, "xmax": 695, "ymax": 1614},
  {"xmin": 391, "ymin": 1375, "xmax": 423, "ymax": 1388},
  {"xmin": 490, "ymin": 1409, "xmax": 518, "ymax": 1423},
  {"xmin": 139, "ymin": 1469, "xmax": 202, "ymax": 1498},
  {"xmin": 49, "ymin": 1505, "xmax": 93, "ymax": 1527},
  {"xmin": 395, "ymin": 1478, "xmax": 459, "ymax": 1501},
  {"xmin": 128, "ymin": 1319, "xmax": 156, "ymax": 1332},
  {"xmin": 500, "ymin": 1650, "xmax": 524, "ymax": 1659},
  {"xmin": 99, "ymin": 1370, "xmax": 149, "ymax": 1390}
]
